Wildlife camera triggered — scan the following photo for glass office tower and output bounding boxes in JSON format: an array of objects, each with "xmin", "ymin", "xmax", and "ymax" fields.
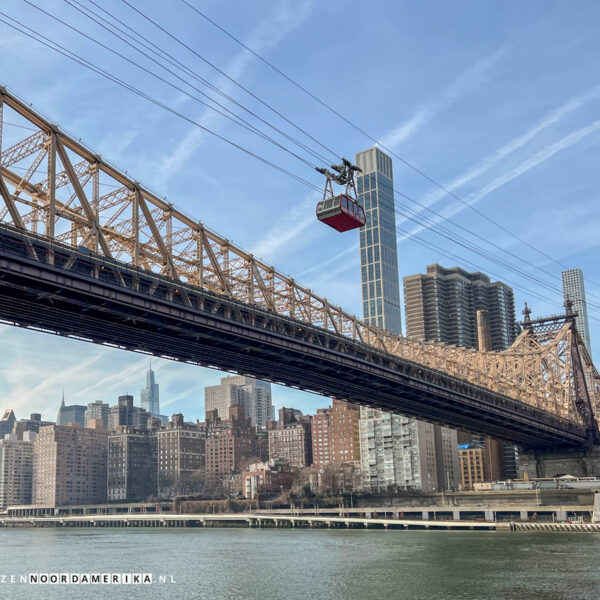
[{"xmin": 355, "ymin": 147, "xmax": 402, "ymax": 335}]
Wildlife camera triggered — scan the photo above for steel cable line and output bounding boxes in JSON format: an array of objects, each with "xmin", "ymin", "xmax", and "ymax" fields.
[
  {"xmin": 118, "ymin": 0, "xmax": 341, "ymax": 163},
  {"xmin": 393, "ymin": 224, "xmax": 600, "ymax": 324},
  {"xmin": 106, "ymin": 0, "xmax": 597, "ymax": 307},
  {"xmin": 390, "ymin": 188, "xmax": 600, "ymax": 312},
  {"xmin": 23, "ymin": 0, "xmax": 322, "ymax": 172},
  {"xmin": 181, "ymin": 0, "xmax": 600, "ymax": 290},
  {"xmin": 0, "ymin": 14, "xmax": 321, "ymax": 193},
  {"xmin": 70, "ymin": 0, "xmax": 333, "ymax": 166},
  {"xmin": 3, "ymin": 12, "xmax": 599, "ymax": 316}
]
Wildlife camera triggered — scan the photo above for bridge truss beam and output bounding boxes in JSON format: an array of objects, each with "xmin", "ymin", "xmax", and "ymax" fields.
[{"xmin": 0, "ymin": 87, "xmax": 598, "ymax": 439}]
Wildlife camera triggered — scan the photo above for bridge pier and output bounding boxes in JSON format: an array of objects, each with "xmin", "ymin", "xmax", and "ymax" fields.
[
  {"xmin": 593, "ymin": 493, "xmax": 600, "ymax": 523},
  {"xmin": 518, "ymin": 446, "xmax": 600, "ymax": 479}
]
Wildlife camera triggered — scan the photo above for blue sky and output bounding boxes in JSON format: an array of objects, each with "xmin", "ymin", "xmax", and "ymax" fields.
[{"xmin": 0, "ymin": 0, "xmax": 599, "ymax": 422}]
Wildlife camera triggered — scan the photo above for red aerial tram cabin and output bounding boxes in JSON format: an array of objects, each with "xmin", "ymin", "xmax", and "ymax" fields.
[
  {"xmin": 315, "ymin": 158, "xmax": 365, "ymax": 233},
  {"xmin": 316, "ymin": 193, "xmax": 366, "ymax": 232}
]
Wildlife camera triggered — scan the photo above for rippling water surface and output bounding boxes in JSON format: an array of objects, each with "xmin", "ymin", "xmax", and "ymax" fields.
[{"xmin": 0, "ymin": 528, "xmax": 599, "ymax": 599}]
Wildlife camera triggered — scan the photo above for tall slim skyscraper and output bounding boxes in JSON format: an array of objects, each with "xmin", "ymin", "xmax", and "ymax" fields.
[
  {"xmin": 355, "ymin": 147, "xmax": 452, "ymax": 490},
  {"xmin": 356, "ymin": 147, "xmax": 402, "ymax": 335},
  {"xmin": 562, "ymin": 268, "xmax": 592, "ymax": 356},
  {"xmin": 140, "ymin": 362, "xmax": 160, "ymax": 417}
]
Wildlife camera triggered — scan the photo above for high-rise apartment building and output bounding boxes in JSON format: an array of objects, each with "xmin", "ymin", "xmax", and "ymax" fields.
[
  {"xmin": 359, "ymin": 407, "xmax": 440, "ymax": 492},
  {"xmin": 56, "ymin": 397, "xmax": 86, "ymax": 428},
  {"xmin": 355, "ymin": 147, "xmax": 402, "ymax": 335},
  {"xmin": 156, "ymin": 414, "xmax": 205, "ymax": 498},
  {"xmin": 268, "ymin": 413, "xmax": 312, "ymax": 469},
  {"xmin": 108, "ymin": 427, "xmax": 158, "ymax": 502},
  {"xmin": 458, "ymin": 445, "xmax": 489, "ymax": 490},
  {"xmin": 403, "ymin": 264, "xmax": 519, "ymax": 350},
  {"xmin": 404, "ymin": 264, "xmax": 519, "ymax": 483},
  {"xmin": 562, "ymin": 268, "xmax": 592, "ymax": 356},
  {"xmin": 205, "ymin": 375, "xmax": 273, "ymax": 428},
  {"xmin": 310, "ymin": 399, "xmax": 361, "ymax": 466},
  {"xmin": 140, "ymin": 363, "xmax": 161, "ymax": 417},
  {"xmin": 329, "ymin": 399, "xmax": 361, "ymax": 463},
  {"xmin": 85, "ymin": 401, "xmax": 109, "ymax": 430},
  {"xmin": 33, "ymin": 424, "xmax": 108, "ymax": 506},
  {"xmin": 0, "ymin": 432, "xmax": 35, "ymax": 507},
  {"xmin": 205, "ymin": 405, "xmax": 257, "ymax": 478},
  {"xmin": 312, "ymin": 408, "xmax": 332, "ymax": 466}
]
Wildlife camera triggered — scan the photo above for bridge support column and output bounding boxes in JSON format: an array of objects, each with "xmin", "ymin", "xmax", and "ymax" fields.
[
  {"xmin": 593, "ymin": 493, "xmax": 600, "ymax": 524},
  {"xmin": 421, "ymin": 511, "xmax": 429, "ymax": 521},
  {"xmin": 452, "ymin": 510, "xmax": 461, "ymax": 521},
  {"xmin": 555, "ymin": 510, "xmax": 567, "ymax": 522},
  {"xmin": 520, "ymin": 510, "xmax": 528, "ymax": 521},
  {"xmin": 518, "ymin": 446, "xmax": 600, "ymax": 479},
  {"xmin": 485, "ymin": 510, "xmax": 494, "ymax": 522}
]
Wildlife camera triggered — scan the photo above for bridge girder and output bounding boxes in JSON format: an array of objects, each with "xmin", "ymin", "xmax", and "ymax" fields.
[{"xmin": 0, "ymin": 87, "xmax": 598, "ymax": 437}]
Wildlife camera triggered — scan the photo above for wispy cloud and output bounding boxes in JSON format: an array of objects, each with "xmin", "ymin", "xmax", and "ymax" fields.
[
  {"xmin": 251, "ymin": 192, "xmax": 318, "ymax": 260},
  {"xmin": 297, "ymin": 242, "xmax": 358, "ymax": 278},
  {"xmin": 160, "ymin": 0, "xmax": 316, "ymax": 180},
  {"xmin": 380, "ymin": 46, "xmax": 508, "ymax": 149},
  {"xmin": 76, "ymin": 354, "xmax": 167, "ymax": 398},
  {"xmin": 406, "ymin": 85, "xmax": 600, "ymax": 219},
  {"xmin": 400, "ymin": 118, "xmax": 600, "ymax": 241}
]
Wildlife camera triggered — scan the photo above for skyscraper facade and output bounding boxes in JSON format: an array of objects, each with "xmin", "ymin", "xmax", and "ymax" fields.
[
  {"xmin": 56, "ymin": 398, "xmax": 86, "ymax": 428},
  {"xmin": 403, "ymin": 264, "xmax": 519, "ymax": 350},
  {"xmin": 562, "ymin": 268, "xmax": 592, "ymax": 356},
  {"xmin": 205, "ymin": 375, "xmax": 273, "ymax": 427},
  {"xmin": 355, "ymin": 148, "xmax": 454, "ymax": 491},
  {"xmin": 355, "ymin": 147, "xmax": 402, "ymax": 335},
  {"xmin": 140, "ymin": 363, "xmax": 161, "ymax": 417}
]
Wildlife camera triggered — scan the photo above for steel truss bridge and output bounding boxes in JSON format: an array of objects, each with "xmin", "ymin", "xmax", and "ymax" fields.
[{"xmin": 0, "ymin": 88, "xmax": 598, "ymax": 450}]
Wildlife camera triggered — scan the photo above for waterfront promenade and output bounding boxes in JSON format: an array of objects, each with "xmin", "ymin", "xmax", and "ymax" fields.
[
  {"xmin": 0, "ymin": 512, "xmax": 506, "ymax": 530},
  {"xmin": 2, "ymin": 511, "xmax": 600, "ymax": 531}
]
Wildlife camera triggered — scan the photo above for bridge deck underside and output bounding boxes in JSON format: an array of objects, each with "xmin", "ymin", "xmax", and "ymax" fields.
[{"xmin": 0, "ymin": 226, "xmax": 587, "ymax": 450}]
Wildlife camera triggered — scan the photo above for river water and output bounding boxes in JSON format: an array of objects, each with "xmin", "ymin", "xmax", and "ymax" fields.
[{"xmin": 0, "ymin": 528, "xmax": 599, "ymax": 599}]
